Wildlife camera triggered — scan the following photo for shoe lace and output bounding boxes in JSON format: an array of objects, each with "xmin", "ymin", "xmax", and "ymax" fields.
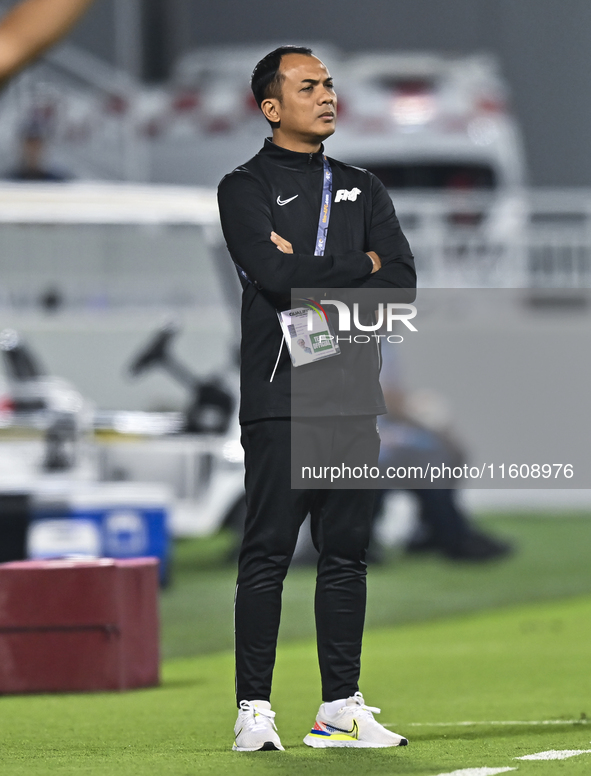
[
  {"xmin": 350, "ymin": 692, "xmax": 381, "ymax": 718},
  {"xmin": 238, "ymin": 700, "xmax": 277, "ymax": 731}
]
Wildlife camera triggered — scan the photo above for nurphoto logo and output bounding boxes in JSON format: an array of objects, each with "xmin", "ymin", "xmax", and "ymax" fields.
[{"xmin": 307, "ymin": 301, "xmax": 418, "ymax": 333}]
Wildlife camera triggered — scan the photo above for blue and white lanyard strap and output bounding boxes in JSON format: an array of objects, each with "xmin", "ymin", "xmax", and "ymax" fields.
[{"xmin": 314, "ymin": 156, "xmax": 333, "ymax": 256}]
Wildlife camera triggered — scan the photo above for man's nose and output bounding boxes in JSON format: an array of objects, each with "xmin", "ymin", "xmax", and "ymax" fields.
[{"xmin": 319, "ymin": 89, "xmax": 335, "ymax": 104}]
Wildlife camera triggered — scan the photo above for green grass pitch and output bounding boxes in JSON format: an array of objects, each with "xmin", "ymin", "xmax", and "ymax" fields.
[{"xmin": 1, "ymin": 516, "xmax": 591, "ymax": 775}]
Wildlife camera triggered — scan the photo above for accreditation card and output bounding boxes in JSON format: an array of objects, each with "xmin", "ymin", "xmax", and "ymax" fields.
[{"xmin": 277, "ymin": 305, "xmax": 340, "ymax": 367}]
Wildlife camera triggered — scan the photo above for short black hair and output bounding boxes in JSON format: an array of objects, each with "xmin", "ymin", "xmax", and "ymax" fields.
[{"xmin": 251, "ymin": 45, "xmax": 313, "ymax": 126}]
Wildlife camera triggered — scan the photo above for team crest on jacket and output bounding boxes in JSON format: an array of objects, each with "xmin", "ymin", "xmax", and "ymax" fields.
[{"xmin": 335, "ymin": 188, "xmax": 361, "ymax": 202}]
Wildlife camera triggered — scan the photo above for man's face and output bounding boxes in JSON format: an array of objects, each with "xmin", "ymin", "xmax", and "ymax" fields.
[{"xmin": 262, "ymin": 54, "xmax": 337, "ymax": 143}]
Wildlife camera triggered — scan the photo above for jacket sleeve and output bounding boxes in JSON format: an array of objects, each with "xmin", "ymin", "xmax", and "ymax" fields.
[
  {"xmin": 217, "ymin": 169, "xmax": 373, "ymax": 299},
  {"xmin": 356, "ymin": 173, "xmax": 416, "ymax": 292}
]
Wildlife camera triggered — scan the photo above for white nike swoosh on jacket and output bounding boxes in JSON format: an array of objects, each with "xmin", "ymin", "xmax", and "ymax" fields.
[{"xmin": 276, "ymin": 194, "xmax": 298, "ymax": 206}]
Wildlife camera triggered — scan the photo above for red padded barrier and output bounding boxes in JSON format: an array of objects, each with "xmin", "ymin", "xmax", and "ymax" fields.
[{"xmin": 0, "ymin": 558, "xmax": 159, "ymax": 693}]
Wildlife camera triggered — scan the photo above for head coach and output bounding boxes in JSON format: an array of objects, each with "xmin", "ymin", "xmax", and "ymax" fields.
[{"xmin": 217, "ymin": 45, "xmax": 416, "ymax": 752}]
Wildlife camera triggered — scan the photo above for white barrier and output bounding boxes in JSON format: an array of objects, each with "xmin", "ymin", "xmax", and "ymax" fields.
[
  {"xmin": 0, "ymin": 184, "xmax": 590, "ymax": 315},
  {"xmin": 393, "ymin": 188, "xmax": 591, "ymax": 289}
]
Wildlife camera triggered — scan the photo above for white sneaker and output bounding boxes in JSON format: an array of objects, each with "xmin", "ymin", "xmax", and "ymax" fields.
[
  {"xmin": 303, "ymin": 692, "xmax": 408, "ymax": 748},
  {"xmin": 232, "ymin": 700, "xmax": 285, "ymax": 751}
]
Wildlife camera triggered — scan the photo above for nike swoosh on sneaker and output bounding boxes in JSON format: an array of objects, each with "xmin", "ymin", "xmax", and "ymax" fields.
[
  {"xmin": 328, "ymin": 721, "xmax": 359, "ymax": 737},
  {"xmin": 312, "ymin": 720, "xmax": 359, "ymax": 738},
  {"xmin": 277, "ymin": 195, "xmax": 298, "ymax": 206}
]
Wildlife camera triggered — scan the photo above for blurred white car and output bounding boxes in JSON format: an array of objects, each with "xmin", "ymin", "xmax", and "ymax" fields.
[
  {"xmin": 171, "ymin": 42, "xmax": 343, "ymax": 136},
  {"xmin": 325, "ymin": 52, "xmax": 528, "ymax": 287},
  {"xmin": 330, "ymin": 51, "xmax": 525, "ymax": 189}
]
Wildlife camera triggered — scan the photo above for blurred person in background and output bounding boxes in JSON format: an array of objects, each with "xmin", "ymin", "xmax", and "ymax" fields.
[
  {"xmin": 372, "ymin": 343, "xmax": 512, "ymax": 562},
  {"xmin": 0, "ymin": 0, "xmax": 94, "ymax": 87},
  {"xmin": 6, "ymin": 114, "xmax": 71, "ymax": 180}
]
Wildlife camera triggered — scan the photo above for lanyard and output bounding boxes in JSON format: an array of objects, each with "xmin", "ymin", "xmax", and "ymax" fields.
[{"xmin": 314, "ymin": 156, "xmax": 333, "ymax": 256}]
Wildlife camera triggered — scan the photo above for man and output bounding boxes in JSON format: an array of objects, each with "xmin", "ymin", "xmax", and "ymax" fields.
[
  {"xmin": 296, "ymin": 337, "xmax": 312, "ymax": 355},
  {"xmin": 6, "ymin": 117, "xmax": 71, "ymax": 181},
  {"xmin": 217, "ymin": 45, "xmax": 415, "ymax": 752}
]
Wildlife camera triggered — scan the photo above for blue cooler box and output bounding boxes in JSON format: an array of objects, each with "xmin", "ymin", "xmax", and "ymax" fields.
[{"xmin": 30, "ymin": 483, "xmax": 171, "ymax": 585}]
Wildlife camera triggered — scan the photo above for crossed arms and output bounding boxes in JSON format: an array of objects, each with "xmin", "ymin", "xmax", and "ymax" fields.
[{"xmin": 218, "ymin": 169, "xmax": 416, "ymax": 299}]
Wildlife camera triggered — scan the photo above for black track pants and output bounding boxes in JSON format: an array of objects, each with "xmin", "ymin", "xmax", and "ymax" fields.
[{"xmin": 235, "ymin": 416, "xmax": 378, "ymax": 705}]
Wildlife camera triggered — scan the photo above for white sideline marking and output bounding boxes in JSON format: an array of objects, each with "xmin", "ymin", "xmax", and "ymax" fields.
[
  {"xmin": 395, "ymin": 719, "xmax": 588, "ymax": 728},
  {"xmin": 516, "ymin": 749, "xmax": 591, "ymax": 760},
  {"xmin": 431, "ymin": 768, "xmax": 516, "ymax": 776}
]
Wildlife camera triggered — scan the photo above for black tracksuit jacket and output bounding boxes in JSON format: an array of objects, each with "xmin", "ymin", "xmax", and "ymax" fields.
[{"xmin": 217, "ymin": 138, "xmax": 416, "ymax": 423}]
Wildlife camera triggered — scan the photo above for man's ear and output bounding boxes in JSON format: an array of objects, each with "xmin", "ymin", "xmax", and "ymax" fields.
[{"xmin": 261, "ymin": 98, "xmax": 281, "ymax": 125}]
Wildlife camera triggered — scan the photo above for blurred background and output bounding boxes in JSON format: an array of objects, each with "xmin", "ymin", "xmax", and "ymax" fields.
[
  {"xmin": 4, "ymin": 0, "xmax": 591, "ymax": 186},
  {"xmin": 1, "ymin": 0, "xmax": 590, "ymax": 659}
]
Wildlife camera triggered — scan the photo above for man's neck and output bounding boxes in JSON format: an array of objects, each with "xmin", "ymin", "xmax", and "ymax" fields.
[{"xmin": 270, "ymin": 130, "xmax": 322, "ymax": 154}]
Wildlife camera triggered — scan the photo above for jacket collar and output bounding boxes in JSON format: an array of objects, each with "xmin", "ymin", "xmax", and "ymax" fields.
[{"xmin": 258, "ymin": 137, "xmax": 325, "ymax": 172}]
